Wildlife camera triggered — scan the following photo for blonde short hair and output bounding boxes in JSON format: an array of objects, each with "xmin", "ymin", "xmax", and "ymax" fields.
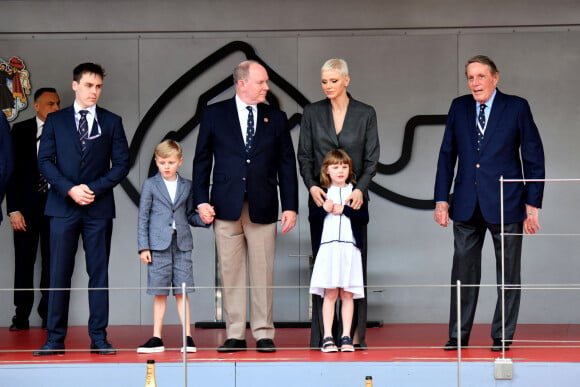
[
  {"xmin": 155, "ymin": 139, "xmax": 182, "ymax": 159},
  {"xmin": 321, "ymin": 58, "xmax": 349, "ymax": 78}
]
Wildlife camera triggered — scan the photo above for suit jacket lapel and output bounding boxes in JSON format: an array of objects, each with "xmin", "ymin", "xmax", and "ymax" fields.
[
  {"xmin": 27, "ymin": 120, "xmax": 40, "ymax": 162},
  {"xmin": 479, "ymin": 90, "xmax": 506, "ymax": 154},
  {"xmin": 227, "ymin": 98, "xmax": 246, "ymax": 151},
  {"xmin": 324, "ymin": 99, "xmax": 340, "ymax": 147},
  {"xmin": 64, "ymin": 106, "xmax": 83, "ymax": 155},
  {"xmin": 174, "ymin": 175, "xmax": 187, "ymax": 205},
  {"xmin": 153, "ymin": 173, "xmax": 173, "ymax": 205},
  {"xmin": 252, "ymin": 104, "xmax": 269, "ymax": 155},
  {"xmin": 339, "ymin": 99, "xmax": 363, "ymax": 141},
  {"xmin": 463, "ymin": 100, "xmax": 478, "ymax": 152}
]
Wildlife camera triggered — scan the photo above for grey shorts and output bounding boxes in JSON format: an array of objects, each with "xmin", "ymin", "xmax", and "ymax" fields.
[{"xmin": 147, "ymin": 234, "xmax": 194, "ymax": 295}]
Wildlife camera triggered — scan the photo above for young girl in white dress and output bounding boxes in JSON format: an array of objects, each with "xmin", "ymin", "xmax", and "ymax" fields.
[{"xmin": 309, "ymin": 149, "xmax": 369, "ymax": 352}]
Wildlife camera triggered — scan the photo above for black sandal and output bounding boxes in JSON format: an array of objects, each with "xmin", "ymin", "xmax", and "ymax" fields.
[
  {"xmin": 340, "ymin": 336, "xmax": 354, "ymax": 352},
  {"xmin": 321, "ymin": 337, "xmax": 338, "ymax": 353}
]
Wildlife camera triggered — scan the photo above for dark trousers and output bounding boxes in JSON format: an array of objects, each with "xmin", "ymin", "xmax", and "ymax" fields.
[
  {"xmin": 46, "ymin": 215, "xmax": 112, "ymax": 343},
  {"xmin": 309, "ymin": 207, "xmax": 368, "ymax": 348},
  {"xmin": 12, "ymin": 195, "xmax": 50, "ymax": 324},
  {"xmin": 449, "ymin": 206, "xmax": 523, "ymax": 342}
]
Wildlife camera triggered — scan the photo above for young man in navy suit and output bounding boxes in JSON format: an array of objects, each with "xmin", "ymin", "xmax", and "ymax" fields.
[
  {"xmin": 35, "ymin": 63, "xmax": 129, "ymax": 356},
  {"xmin": 434, "ymin": 55, "xmax": 545, "ymax": 352},
  {"xmin": 7, "ymin": 87, "xmax": 60, "ymax": 331},
  {"xmin": 193, "ymin": 60, "xmax": 298, "ymax": 353}
]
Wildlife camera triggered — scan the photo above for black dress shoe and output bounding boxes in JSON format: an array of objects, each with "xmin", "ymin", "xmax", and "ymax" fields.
[
  {"xmin": 9, "ymin": 316, "xmax": 30, "ymax": 331},
  {"xmin": 444, "ymin": 338, "xmax": 469, "ymax": 351},
  {"xmin": 217, "ymin": 339, "xmax": 247, "ymax": 353},
  {"xmin": 256, "ymin": 338, "xmax": 276, "ymax": 353},
  {"xmin": 33, "ymin": 341, "xmax": 65, "ymax": 356},
  {"xmin": 354, "ymin": 343, "xmax": 368, "ymax": 350},
  {"xmin": 91, "ymin": 339, "xmax": 117, "ymax": 355},
  {"xmin": 491, "ymin": 338, "xmax": 511, "ymax": 352}
]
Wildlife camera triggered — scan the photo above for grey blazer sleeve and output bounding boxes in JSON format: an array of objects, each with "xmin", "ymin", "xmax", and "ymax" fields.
[{"xmin": 137, "ymin": 178, "xmax": 154, "ymax": 252}]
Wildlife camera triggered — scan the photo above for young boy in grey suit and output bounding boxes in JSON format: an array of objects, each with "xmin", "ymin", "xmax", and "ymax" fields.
[{"xmin": 137, "ymin": 140, "xmax": 210, "ymax": 353}]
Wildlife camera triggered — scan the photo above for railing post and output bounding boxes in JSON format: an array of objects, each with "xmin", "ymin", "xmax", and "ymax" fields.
[
  {"xmin": 456, "ymin": 279, "xmax": 462, "ymax": 387},
  {"xmin": 182, "ymin": 282, "xmax": 188, "ymax": 387}
]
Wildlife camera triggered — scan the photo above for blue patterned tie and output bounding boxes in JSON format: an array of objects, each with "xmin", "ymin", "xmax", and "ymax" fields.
[
  {"xmin": 476, "ymin": 104, "xmax": 486, "ymax": 152},
  {"xmin": 79, "ymin": 110, "xmax": 89, "ymax": 152},
  {"xmin": 477, "ymin": 104, "xmax": 486, "ymax": 133},
  {"xmin": 245, "ymin": 106, "xmax": 255, "ymax": 153},
  {"xmin": 36, "ymin": 133, "xmax": 49, "ymax": 192},
  {"xmin": 38, "ymin": 173, "xmax": 49, "ymax": 193}
]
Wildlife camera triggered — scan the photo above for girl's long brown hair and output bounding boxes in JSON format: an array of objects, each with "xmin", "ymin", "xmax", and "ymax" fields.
[{"xmin": 319, "ymin": 149, "xmax": 356, "ymax": 188}]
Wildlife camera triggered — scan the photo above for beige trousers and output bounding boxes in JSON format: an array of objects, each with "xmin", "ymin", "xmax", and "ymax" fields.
[{"xmin": 214, "ymin": 201, "xmax": 277, "ymax": 340}]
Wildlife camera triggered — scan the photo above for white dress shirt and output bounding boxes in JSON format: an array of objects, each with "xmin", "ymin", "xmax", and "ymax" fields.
[{"xmin": 235, "ymin": 94, "xmax": 257, "ymax": 144}]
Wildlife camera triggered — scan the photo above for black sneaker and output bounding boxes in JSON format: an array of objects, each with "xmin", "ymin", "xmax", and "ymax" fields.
[
  {"xmin": 181, "ymin": 336, "xmax": 197, "ymax": 353},
  {"xmin": 137, "ymin": 337, "xmax": 165, "ymax": 353}
]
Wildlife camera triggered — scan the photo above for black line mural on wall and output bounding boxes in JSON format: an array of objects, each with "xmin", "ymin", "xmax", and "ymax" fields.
[{"xmin": 122, "ymin": 41, "xmax": 446, "ymax": 210}]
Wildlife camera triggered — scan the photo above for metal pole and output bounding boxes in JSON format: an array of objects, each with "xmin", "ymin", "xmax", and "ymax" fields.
[
  {"xmin": 500, "ymin": 176, "xmax": 506, "ymax": 356},
  {"xmin": 182, "ymin": 282, "xmax": 188, "ymax": 387},
  {"xmin": 456, "ymin": 279, "xmax": 462, "ymax": 387},
  {"xmin": 214, "ymin": 243, "xmax": 223, "ymax": 321}
]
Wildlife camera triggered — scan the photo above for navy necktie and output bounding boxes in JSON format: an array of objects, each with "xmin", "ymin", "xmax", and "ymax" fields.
[
  {"xmin": 477, "ymin": 104, "xmax": 486, "ymax": 133},
  {"xmin": 38, "ymin": 173, "xmax": 49, "ymax": 193},
  {"xmin": 245, "ymin": 106, "xmax": 255, "ymax": 153},
  {"xmin": 79, "ymin": 110, "xmax": 89, "ymax": 152},
  {"xmin": 476, "ymin": 104, "xmax": 486, "ymax": 152},
  {"xmin": 36, "ymin": 134, "xmax": 49, "ymax": 193}
]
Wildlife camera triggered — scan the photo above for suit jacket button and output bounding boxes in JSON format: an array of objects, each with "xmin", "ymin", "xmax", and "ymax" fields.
[
  {"xmin": 242, "ymin": 177, "xmax": 246, "ymax": 181},
  {"xmin": 246, "ymin": 159, "xmax": 251, "ymax": 164},
  {"xmin": 475, "ymin": 163, "xmax": 480, "ymax": 168}
]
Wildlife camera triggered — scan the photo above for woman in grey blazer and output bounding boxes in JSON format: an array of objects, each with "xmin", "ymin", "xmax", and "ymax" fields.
[{"xmin": 298, "ymin": 58, "xmax": 380, "ymax": 350}]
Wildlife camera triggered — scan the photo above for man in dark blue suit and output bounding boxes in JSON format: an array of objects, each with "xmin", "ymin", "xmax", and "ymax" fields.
[
  {"xmin": 193, "ymin": 60, "xmax": 298, "ymax": 353},
  {"xmin": 434, "ymin": 55, "xmax": 545, "ymax": 352},
  {"xmin": 0, "ymin": 111, "xmax": 14, "ymax": 225},
  {"xmin": 7, "ymin": 87, "xmax": 60, "ymax": 331},
  {"xmin": 34, "ymin": 63, "xmax": 129, "ymax": 356}
]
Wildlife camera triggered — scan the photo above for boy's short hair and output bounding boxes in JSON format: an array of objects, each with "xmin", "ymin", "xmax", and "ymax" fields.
[{"xmin": 155, "ymin": 139, "xmax": 182, "ymax": 159}]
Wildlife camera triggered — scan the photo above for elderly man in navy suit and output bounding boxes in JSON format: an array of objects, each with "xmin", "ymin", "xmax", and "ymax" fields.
[
  {"xmin": 35, "ymin": 63, "xmax": 129, "ymax": 356},
  {"xmin": 7, "ymin": 87, "xmax": 60, "ymax": 331},
  {"xmin": 193, "ymin": 60, "xmax": 298, "ymax": 353},
  {"xmin": 0, "ymin": 111, "xmax": 14, "ymax": 225},
  {"xmin": 434, "ymin": 55, "xmax": 545, "ymax": 352}
]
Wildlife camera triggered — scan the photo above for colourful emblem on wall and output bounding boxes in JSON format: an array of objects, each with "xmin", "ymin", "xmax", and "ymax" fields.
[{"xmin": 0, "ymin": 56, "xmax": 32, "ymax": 121}]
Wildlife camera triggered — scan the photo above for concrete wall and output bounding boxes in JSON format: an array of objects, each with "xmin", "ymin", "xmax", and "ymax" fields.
[{"xmin": 1, "ymin": 1, "xmax": 580, "ymax": 329}]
